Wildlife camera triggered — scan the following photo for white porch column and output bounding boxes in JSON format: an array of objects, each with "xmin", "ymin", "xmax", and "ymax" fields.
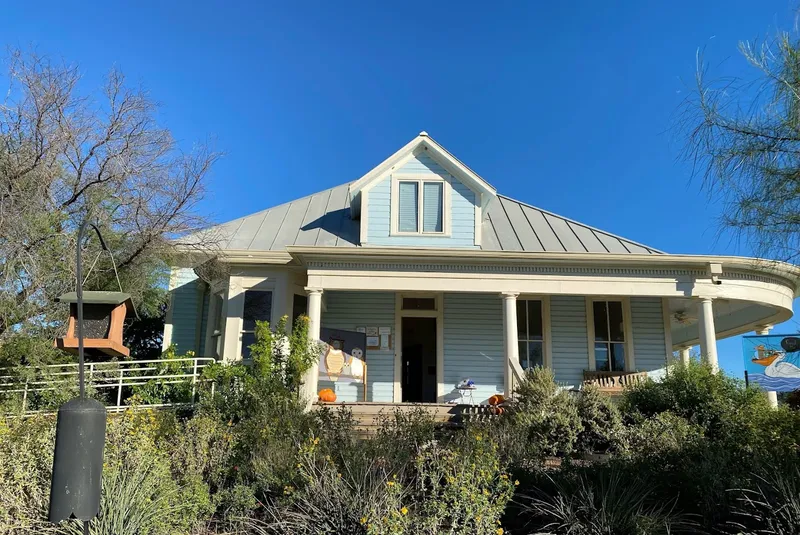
[
  {"xmin": 302, "ymin": 288, "xmax": 323, "ymax": 406},
  {"xmin": 755, "ymin": 325, "xmax": 778, "ymax": 408},
  {"xmin": 697, "ymin": 297, "xmax": 719, "ymax": 373},
  {"xmin": 678, "ymin": 347, "xmax": 691, "ymax": 365},
  {"xmin": 501, "ymin": 292, "xmax": 520, "ymax": 396}
]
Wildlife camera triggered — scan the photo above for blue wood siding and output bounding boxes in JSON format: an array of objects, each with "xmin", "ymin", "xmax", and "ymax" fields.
[
  {"xmin": 630, "ymin": 297, "xmax": 668, "ymax": 371},
  {"xmin": 365, "ymin": 153, "xmax": 477, "ymax": 247},
  {"xmin": 443, "ymin": 293, "xmax": 505, "ymax": 403},
  {"xmin": 550, "ymin": 296, "xmax": 589, "ymax": 388},
  {"xmin": 166, "ymin": 268, "xmax": 203, "ymax": 355},
  {"xmin": 198, "ymin": 290, "xmax": 210, "ymax": 356},
  {"xmin": 320, "ymin": 292, "xmax": 395, "ymax": 402}
]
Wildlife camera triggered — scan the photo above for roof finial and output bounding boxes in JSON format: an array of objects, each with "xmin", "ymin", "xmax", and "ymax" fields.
[{"xmin": 419, "ymin": 131, "xmax": 428, "ymax": 137}]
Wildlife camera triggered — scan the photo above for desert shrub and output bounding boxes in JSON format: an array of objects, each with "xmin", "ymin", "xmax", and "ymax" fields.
[
  {"xmin": 409, "ymin": 432, "xmax": 515, "ymax": 535},
  {"xmin": 575, "ymin": 383, "xmax": 624, "ymax": 454},
  {"xmin": 131, "ymin": 345, "xmax": 196, "ymax": 405},
  {"xmin": 371, "ymin": 406, "xmax": 439, "ymax": 469},
  {"xmin": 621, "ymin": 360, "xmax": 770, "ymax": 441},
  {"xmin": 728, "ymin": 459, "xmax": 800, "ymax": 534},
  {"xmin": 620, "ymin": 412, "xmax": 704, "ymax": 459},
  {"xmin": 0, "ymin": 415, "xmax": 56, "ymax": 534},
  {"xmin": 249, "ymin": 437, "xmax": 409, "ymax": 535},
  {"xmin": 516, "ymin": 463, "xmax": 697, "ymax": 535},
  {"xmin": 510, "ymin": 367, "xmax": 580, "ymax": 460}
]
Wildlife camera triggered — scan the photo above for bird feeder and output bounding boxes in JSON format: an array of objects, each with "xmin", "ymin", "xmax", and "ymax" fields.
[{"xmin": 55, "ymin": 291, "xmax": 134, "ymax": 358}]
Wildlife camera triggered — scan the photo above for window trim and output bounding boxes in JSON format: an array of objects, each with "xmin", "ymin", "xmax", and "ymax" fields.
[
  {"xmin": 390, "ymin": 174, "xmax": 452, "ymax": 237},
  {"xmin": 518, "ymin": 294, "xmax": 552, "ymax": 369},
  {"xmin": 586, "ymin": 297, "xmax": 635, "ymax": 371}
]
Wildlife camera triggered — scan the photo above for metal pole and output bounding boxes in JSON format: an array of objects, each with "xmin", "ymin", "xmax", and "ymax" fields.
[{"xmin": 77, "ymin": 219, "xmax": 88, "ymax": 399}]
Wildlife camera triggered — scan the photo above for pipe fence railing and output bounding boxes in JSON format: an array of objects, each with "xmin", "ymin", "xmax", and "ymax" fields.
[{"xmin": 0, "ymin": 357, "xmax": 217, "ymax": 413}]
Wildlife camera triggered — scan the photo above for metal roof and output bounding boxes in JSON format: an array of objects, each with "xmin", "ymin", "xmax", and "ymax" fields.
[{"xmin": 195, "ymin": 183, "xmax": 662, "ymax": 254}]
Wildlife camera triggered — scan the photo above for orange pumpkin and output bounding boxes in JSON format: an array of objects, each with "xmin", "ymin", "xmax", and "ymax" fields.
[
  {"xmin": 488, "ymin": 394, "xmax": 505, "ymax": 406},
  {"xmin": 489, "ymin": 406, "xmax": 505, "ymax": 416},
  {"xmin": 318, "ymin": 388, "xmax": 337, "ymax": 403}
]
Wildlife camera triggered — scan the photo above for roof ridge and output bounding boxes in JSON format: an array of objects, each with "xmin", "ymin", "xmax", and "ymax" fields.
[{"xmin": 496, "ymin": 194, "xmax": 665, "ymax": 254}]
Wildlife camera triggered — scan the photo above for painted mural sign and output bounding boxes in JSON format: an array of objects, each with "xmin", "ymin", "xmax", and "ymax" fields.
[
  {"xmin": 742, "ymin": 334, "xmax": 800, "ymax": 392},
  {"xmin": 319, "ymin": 328, "xmax": 367, "ymax": 384}
]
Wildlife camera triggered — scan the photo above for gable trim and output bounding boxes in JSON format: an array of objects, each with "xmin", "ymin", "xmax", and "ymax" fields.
[{"xmin": 349, "ymin": 133, "xmax": 497, "ymax": 218}]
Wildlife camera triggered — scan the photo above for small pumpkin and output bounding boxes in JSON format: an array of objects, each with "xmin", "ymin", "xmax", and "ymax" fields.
[
  {"xmin": 318, "ymin": 388, "xmax": 337, "ymax": 403},
  {"xmin": 488, "ymin": 394, "xmax": 505, "ymax": 406},
  {"xmin": 489, "ymin": 405, "xmax": 505, "ymax": 416}
]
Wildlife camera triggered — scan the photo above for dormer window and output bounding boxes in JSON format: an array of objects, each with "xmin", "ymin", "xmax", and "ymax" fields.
[{"xmin": 391, "ymin": 176, "xmax": 450, "ymax": 236}]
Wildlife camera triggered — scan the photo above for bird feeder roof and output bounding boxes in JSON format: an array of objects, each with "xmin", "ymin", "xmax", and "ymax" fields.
[{"xmin": 57, "ymin": 291, "xmax": 134, "ymax": 314}]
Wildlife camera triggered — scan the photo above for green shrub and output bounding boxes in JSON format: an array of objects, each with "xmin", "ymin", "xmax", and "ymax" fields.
[
  {"xmin": 620, "ymin": 412, "xmax": 704, "ymax": 459},
  {"xmin": 131, "ymin": 345, "xmax": 195, "ymax": 405},
  {"xmin": 409, "ymin": 432, "xmax": 515, "ymax": 535},
  {"xmin": 516, "ymin": 463, "xmax": 697, "ymax": 535},
  {"xmin": 510, "ymin": 367, "xmax": 580, "ymax": 460},
  {"xmin": 729, "ymin": 459, "xmax": 800, "ymax": 534},
  {"xmin": 576, "ymin": 383, "xmax": 624, "ymax": 454},
  {"xmin": 0, "ymin": 415, "xmax": 56, "ymax": 534}
]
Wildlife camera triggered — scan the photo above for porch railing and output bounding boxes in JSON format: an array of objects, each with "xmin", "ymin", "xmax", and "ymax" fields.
[
  {"xmin": 0, "ymin": 357, "xmax": 216, "ymax": 414},
  {"xmin": 582, "ymin": 370, "xmax": 648, "ymax": 393}
]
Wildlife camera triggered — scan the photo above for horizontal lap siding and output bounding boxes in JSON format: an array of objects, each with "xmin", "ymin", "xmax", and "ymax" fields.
[
  {"xmin": 167, "ymin": 268, "xmax": 202, "ymax": 355},
  {"xmin": 320, "ymin": 292, "xmax": 395, "ymax": 402},
  {"xmin": 631, "ymin": 297, "xmax": 668, "ymax": 371},
  {"xmin": 366, "ymin": 154, "xmax": 476, "ymax": 247},
  {"xmin": 550, "ymin": 296, "xmax": 589, "ymax": 388},
  {"xmin": 443, "ymin": 293, "xmax": 504, "ymax": 404}
]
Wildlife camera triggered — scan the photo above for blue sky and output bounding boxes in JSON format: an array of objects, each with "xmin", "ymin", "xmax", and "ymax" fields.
[{"xmin": 2, "ymin": 0, "xmax": 798, "ymax": 376}]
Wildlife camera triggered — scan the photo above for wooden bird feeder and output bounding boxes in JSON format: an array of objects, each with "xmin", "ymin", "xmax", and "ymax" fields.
[{"xmin": 55, "ymin": 291, "xmax": 134, "ymax": 358}]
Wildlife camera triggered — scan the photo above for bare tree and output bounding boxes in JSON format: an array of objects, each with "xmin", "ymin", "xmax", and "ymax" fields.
[
  {"xmin": 0, "ymin": 49, "xmax": 221, "ymax": 338},
  {"xmin": 683, "ymin": 29, "xmax": 800, "ymax": 262}
]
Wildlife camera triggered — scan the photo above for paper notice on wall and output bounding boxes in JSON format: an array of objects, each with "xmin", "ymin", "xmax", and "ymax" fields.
[
  {"xmin": 366, "ymin": 336, "xmax": 379, "ymax": 348},
  {"xmin": 379, "ymin": 326, "xmax": 391, "ymax": 335},
  {"xmin": 356, "ymin": 327, "xmax": 366, "ymax": 334},
  {"xmin": 366, "ymin": 327, "xmax": 379, "ymax": 337},
  {"xmin": 380, "ymin": 334, "xmax": 390, "ymax": 349}
]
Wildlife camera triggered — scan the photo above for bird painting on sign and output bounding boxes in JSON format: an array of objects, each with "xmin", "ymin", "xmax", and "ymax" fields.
[{"xmin": 743, "ymin": 334, "xmax": 800, "ymax": 392}]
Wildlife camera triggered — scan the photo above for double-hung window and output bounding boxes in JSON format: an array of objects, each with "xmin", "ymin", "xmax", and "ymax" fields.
[
  {"xmin": 241, "ymin": 290, "xmax": 272, "ymax": 359},
  {"xmin": 396, "ymin": 178, "xmax": 445, "ymax": 234},
  {"xmin": 592, "ymin": 300, "xmax": 626, "ymax": 372},
  {"xmin": 517, "ymin": 299, "xmax": 544, "ymax": 369}
]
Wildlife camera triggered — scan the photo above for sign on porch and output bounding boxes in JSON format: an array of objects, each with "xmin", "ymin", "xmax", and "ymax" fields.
[
  {"xmin": 319, "ymin": 328, "xmax": 368, "ymax": 399},
  {"xmin": 742, "ymin": 334, "xmax": 800, "ymax": 392}
]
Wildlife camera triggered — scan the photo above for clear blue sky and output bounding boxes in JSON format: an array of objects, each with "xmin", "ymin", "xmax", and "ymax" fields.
[{"xmin": 3, "ymin": 1, "xmax": 798, "ymax": 376}]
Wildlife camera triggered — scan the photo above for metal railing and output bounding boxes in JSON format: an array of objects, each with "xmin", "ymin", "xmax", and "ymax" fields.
[{"xmin": 0, "ymin": 357, "xmax": 216, "ymax": 413}]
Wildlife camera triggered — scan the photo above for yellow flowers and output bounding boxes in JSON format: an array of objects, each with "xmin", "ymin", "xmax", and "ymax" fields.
[
  {"xmin": 475, "ymin": 434, "xmax": 483, "ymax": 441},
  {"xmin": 282, "ymin": 485, "xmax": 295, "ymax": 495},
  {"xmin": 400, "ymin": 506, "xmax": 408, "ymax": 515},
  {"xmin": 496, "ymin": 529, "xmax": 504, "ymax": 535},
  {"xmin": 360, "ymin": 517, "xmax": 367, "ymax": 525},
  {"xmin": 514, "ymin": 480, "xmax": 520, "ymax": 486},
  {"xmin": 387, "ymin": 481, "xmax": 395, "ymax": 487}
]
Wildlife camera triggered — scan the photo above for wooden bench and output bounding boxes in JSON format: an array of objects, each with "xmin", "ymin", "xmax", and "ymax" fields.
[{"xmin": 582, "ymin": 370, "xmax": 648, "ymax": 393}]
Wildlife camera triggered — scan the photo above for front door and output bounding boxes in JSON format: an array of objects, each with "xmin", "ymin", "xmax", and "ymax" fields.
[{"xmin": 401, "ymin": 317, "xmax": 437, "ymax": 402}]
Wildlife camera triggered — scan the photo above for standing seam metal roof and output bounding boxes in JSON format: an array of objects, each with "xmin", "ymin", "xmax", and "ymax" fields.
[{"xmin": 198, "ymin": 183, "xmax": 663, "ymax": 254}]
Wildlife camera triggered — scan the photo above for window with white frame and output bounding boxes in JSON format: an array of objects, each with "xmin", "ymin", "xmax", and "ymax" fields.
[
  {"xmin": 517, "ymin": 299, "xmax": 544, "ymax": 369},
  {"xmin": 396, "ymin": 179, "xmax": 444, "ymax": 234},
  {"xmin": 592, "ymin": 300, "xmax": 626, "ymax": 372},
  {"xmin": 241, "ymin": 290, "xmax": 272, "ymax": 359}
]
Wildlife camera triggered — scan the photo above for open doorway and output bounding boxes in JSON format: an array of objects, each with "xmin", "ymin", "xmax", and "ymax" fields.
[{"xmin": 401, "ymin": 316, "xmax": 437, "ymax": 402}]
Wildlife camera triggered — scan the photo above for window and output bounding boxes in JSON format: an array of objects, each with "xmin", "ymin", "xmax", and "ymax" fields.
[
  {"xmin": 517, "ymin": 300, "xmax": 544, "ymax": 369},
  {"xmin": 396, "ymin": 179, "xmax": 445, "ymax": 234},
  {"xmin": 241, "ymin": 290, "xmax": 272, "ymax": 359},
  {"xmin": 592, "ymin": 300, "xmax": 626, "ymax": 372},
  {"xmin": 292, "ymin": 294, "xmax": 308, "ymax": 326},
  {"xmin": 402, "ymin": 297, "xmax": 436, "ymax": 310}
]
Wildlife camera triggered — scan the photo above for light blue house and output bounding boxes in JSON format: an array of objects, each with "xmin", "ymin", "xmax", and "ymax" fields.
[{"xmin": 165, "ymin": 133, "xmax": 799, "ymax": 405}]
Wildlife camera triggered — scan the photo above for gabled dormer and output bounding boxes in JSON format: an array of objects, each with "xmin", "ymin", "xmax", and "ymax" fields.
[{"xmin": 349, "ymin": 132, "xmax": 497, "ymax": 248}]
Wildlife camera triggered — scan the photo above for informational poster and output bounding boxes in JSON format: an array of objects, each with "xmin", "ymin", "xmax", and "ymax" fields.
[
  {"xmin": 319, "ymin": 328, "xmax": 367, "ymax": 388},
  {"xmin": 742, "ymin": 334, "xmax": 800, "ymax": 392}
]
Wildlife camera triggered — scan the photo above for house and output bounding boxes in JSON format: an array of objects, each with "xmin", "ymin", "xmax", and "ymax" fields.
[{"xmin": 164, "ymin": 132, "xmax": 799, "ymax": 405}]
